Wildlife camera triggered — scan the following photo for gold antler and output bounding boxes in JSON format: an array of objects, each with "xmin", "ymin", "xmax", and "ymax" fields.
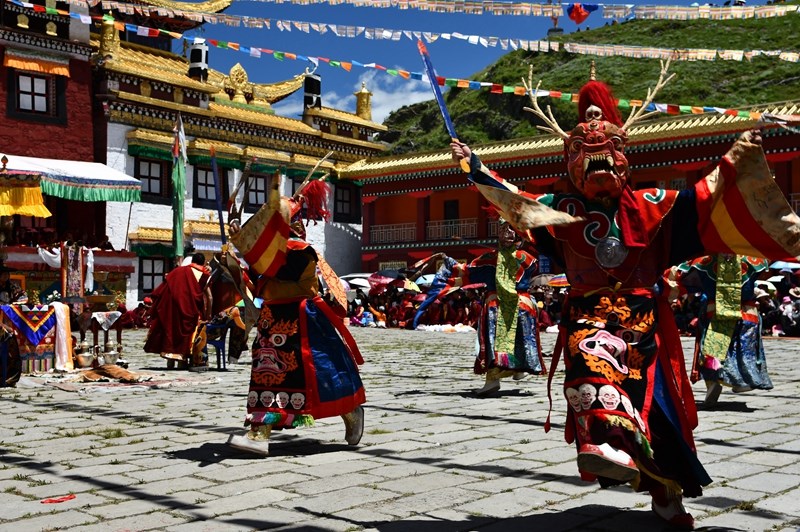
[
  {"xmin": 621, "ymin": 58, "xmax": 676, "ymax": 131},
  {"xmin": 521, "ymin": 66, "xmax": 570, "ymax": 140}
]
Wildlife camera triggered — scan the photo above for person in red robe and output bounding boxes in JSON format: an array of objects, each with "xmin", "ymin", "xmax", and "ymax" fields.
[{"xmin": 144, "ymin": 253, "xmax": 212, "ymax": 369}]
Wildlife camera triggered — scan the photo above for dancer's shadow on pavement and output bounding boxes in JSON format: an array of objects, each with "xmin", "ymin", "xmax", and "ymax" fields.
[
  {"xmin": 698, "ymin": 401, "xmax": 758, "ymax": 412},
  {"xmin": 167, "ymin": 438, "xmax": 352, "ymax": 464},
  {"xmin": 246, "ymin": 504, "xmax": 736, "ymax": 532}
]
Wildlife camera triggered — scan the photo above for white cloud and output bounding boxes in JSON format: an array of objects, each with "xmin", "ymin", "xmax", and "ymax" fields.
[
  {"xmin": 271, "ymin": 70, "xmax": 433, "ymax": 124},
  {"xmin": 348, "ymin": 71, "xmax": 433, "ymax": 123}
]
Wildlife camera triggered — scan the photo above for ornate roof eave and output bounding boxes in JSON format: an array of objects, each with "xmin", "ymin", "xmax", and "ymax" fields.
[
  {"xmin": 130, "ymin": 220, "xmax": 229, "ymax": 242},
  {"xmin": 207, "ymin": 102, "xmax": 320, "ymax": 134},
  {"xmin": 94, "ymin": 37, "xmax": 304, "ymax": 100},
  {"xmin": 305, "ymin": 106, "xmax": 389, "ymax": 132},
  {"xmin": 242, "ymin": 146, "xmax": 292, "ymax": 166},
  {"xmin": 126, "ymin": 0, "xmax": 232, "ymax": 13},
  {"xmin": 339, "ymin": 100, "xmax": 800, "ymax": 181},
  {"xmin": 318, "ymin": 132, "xmax": 389, "ymax": 151},
  {"xmin": 129, "ymin": 227, "xmax": 174, "ymax": 242},
  {"xmin": 105, "ymin": 60, "xmax": 216, "ymax": 93},
  {"xmin": 116, "ymin": 90, "xmax": 216, "ymax": 116},
  {"xmin": 187, "ymin": 138, "xmax": 243, "ymax": 158},
  {"xmin": 206, "ymin": 70, "xmax": 305, "ymax": 106},
  {"xmin": 288, "ymin": 153, "xmax": 336, "ymax": 172}
]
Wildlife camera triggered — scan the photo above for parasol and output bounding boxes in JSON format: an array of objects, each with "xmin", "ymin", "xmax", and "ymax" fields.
[
  {"xmin": 532, "ymin": 274, "xmax": 556, "ymax": 287},
  {"xmin": 769, "ymin": 261, "xmax": 800, "ymax": 270},
  {"xmin": 547, "ymin": 274, "xmax": 569, "ymax": 287},
  {"xmin": 348, "ymin": 278, "xmax": 371, "ymax": 289},
  {"xmin": 392, "ymin": 278, "xmax": 421, "ymax": 292},
  {"xmin": 754, "ymin": 280, "xmax": 776, "ymax": 295},
  {"xmin": 416, "ymin": 274, "xmax": 437, "ymax": 286}
]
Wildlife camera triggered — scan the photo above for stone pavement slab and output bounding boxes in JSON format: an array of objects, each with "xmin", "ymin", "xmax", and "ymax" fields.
[{"xmin": 1, "ymin": 328, "xmax": 800, "ymax": 531}]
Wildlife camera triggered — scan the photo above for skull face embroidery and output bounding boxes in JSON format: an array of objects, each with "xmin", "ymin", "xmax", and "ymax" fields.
[
  {"xmin": 565, "ymin": 387, "xmax": 582, "ymax": 412},
  {"xmin": 578, "ymin": 383, "xmax": 597, "ymax": 410},
  {"xmin": 276, "ymin": 392, "xmax": 290, "ymax": 409},
  {"xmin": 290, "ymin": 393, "xmax": 305, "ymax": 410},
  {"xmin": 598, "ymin": 384, "xmax": 621, "ymax": 410},
  {"xmin": 247, "ymin": 391, "xmax": 259, "ymax": 408},
  {"xmin": 260, "ymin": 390, "xmax": 275, "ymax": 407}
]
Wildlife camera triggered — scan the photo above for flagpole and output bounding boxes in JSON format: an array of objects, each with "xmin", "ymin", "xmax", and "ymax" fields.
[{"xmin": 172, "ymin": 113, "xmax": 187, "ymax": 265}]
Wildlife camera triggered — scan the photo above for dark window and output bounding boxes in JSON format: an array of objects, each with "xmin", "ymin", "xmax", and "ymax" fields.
[
  {"xmin": 245, "ymin": 173, "xmax": 270, "ymax": 213},
  {"xmin": 193, "ymin": 166, "xmax": 228, "ymax": 209},
  {"xmin": 444, "ymin": 200, "xmax": 459, "ymax": 220},
  {"xmin": 135, "ymin": 158, "xmax": 172, "ymax": 204},
  {"xmin": 333, "ymin": 183, "xmax": 361, "ymax": 224},
  {"xmin": 7, "ymin": 70, "xmax": 66, "ymax": 123},
  {"xmin": 139, "ymin": 257, "xmax": 168, "ymax": 297}
]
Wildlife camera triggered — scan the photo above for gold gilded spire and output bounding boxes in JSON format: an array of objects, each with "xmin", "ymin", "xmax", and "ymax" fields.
[
  {"xmin": 354, "ymin": 82, "xmax": 372, "ymax": 122},
  {"xmin": 99, "ymin": 15, "xmax": 120, "ymax": 60},
  {"xmin": 589, "ymin": 60, "xmax": 596, "ymax": 81}
]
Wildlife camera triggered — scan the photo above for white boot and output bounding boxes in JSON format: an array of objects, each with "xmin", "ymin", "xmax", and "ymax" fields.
[
  {"xmin": 704, "ymin": 380, "xmax": 722, "ymax": 407},
  {"xmin": 512, "ymin": 372, "xmax": 526, "ymax": 381},
  {"xmin": 342, "ymin": 406, "xmax": 364, "ymax": 446},
  {"xmin": 475, "ymin": 378, "xmax": 501, "ymax": 397},
  {"xmin": 227, "ymin": 425, "xmax": 271, "ymax": 456}
]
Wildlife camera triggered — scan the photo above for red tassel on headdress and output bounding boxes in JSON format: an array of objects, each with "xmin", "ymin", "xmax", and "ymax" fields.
[
  {"xmin": 302, "ymin": 179, "xmax": 331, "ymax": 223},
  {"xmin": 578, "ymin": 81, "xmax": 622, "ymax": 127}
]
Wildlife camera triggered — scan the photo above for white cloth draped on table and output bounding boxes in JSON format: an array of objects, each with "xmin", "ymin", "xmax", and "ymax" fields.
[{"xmin": 51, "ymin": 302, "xmax": 74, "ymax": 371}]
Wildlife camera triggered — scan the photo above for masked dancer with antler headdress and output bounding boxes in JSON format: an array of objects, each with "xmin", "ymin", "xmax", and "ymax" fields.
[
  {"xmin": 225, "ymin": 154, "xmax": 366, "ymax": 456},
  {"xmin": 450, "ymin": 60, "xmax": 800, "ymax": 529}
]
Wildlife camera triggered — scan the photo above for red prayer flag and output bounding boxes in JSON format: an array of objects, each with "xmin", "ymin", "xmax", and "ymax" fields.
[{"xmin": 568, "ymin": 3, "xmax": 590, "ymax": 24}]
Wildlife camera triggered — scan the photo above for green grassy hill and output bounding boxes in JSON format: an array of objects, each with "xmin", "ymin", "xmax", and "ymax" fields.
[{"xmin": 379, "ymin": 2, "xmax": 800, "ymax": 154}]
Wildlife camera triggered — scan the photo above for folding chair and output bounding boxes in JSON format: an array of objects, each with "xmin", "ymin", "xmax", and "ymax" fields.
[{"xmin": 203, "ymin": 322, "xmax": 229, "ymax": 370}]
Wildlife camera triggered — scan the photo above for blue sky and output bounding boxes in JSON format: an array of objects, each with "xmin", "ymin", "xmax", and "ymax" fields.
[{"xmin": 172, "ymin": 1, "xmax": 720, "ymax": 123}]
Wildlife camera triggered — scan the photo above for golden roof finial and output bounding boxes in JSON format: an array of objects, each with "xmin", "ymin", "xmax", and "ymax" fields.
[
  {"xmin": 589, "ymin": 60, "xmax": 597, "ymax": 81},
  {"xmin": 354, "ymin": 82, "xmax": 373, "ymax": 122}
]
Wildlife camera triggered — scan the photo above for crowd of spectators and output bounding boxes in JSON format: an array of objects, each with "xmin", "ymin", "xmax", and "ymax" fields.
[
  {"xmin": 344, "ymin": 284, "xmax": 567, "ymax": 331},
  {"xmin": 671, "ymin": 267, "xmax": 800, "ymax": 338}
]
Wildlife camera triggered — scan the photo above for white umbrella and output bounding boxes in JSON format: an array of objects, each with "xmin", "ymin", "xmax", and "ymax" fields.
[
  {"xmin": 416, "ymin": 274, "xmax": 436, "ymax": 286},
  {"xmin": 766, "ymin": 275, "xmax": 785, "ymax": 283},
  {"xmin": 769, "ymin": 261, "xmax": 800, "ymax": 270},
  {"xmin": 755, "ymin": 280, "xmax": 776, "ymax": 295},
  {"xmin": 349, "ymin": 278, "xmax": 371, "ymax": 289}
]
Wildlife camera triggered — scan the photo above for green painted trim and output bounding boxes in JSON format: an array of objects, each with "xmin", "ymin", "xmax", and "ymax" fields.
[
  {"xmin": 188, "ymin": 155, "xmax": 243, "ymax": 169},
  {"xmin": 127, "ymin": 144, "xmax": 173, "ymax": 162}
]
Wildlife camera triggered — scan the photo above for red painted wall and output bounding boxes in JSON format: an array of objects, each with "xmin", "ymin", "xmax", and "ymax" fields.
[{"xmin": 0, "ymin": 47, "xmax": 94, "ymax": 161}]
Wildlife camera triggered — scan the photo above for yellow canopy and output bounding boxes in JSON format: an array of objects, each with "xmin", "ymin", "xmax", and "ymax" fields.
[{"xmin": 0, "ymin": 168, "xmax": 52, "ymax": 218}]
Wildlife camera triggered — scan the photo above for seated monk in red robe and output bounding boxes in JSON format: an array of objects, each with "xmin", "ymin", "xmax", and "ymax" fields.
[{"xmin": 144, "ymin": 253, "xmax": 212, "ymax": 368}]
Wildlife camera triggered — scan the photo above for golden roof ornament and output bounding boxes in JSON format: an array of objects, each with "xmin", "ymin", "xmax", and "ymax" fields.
[
  {"xmin": 99, "ymin": 15, "xmax": 120, "ymax": 60},
  {"xmin": 225, "ymin": 63, "xmax": 251, "ymax": 104},
  {"xmin": 354, "ymin": 82, "xmax": 373, "ymax": 122}
]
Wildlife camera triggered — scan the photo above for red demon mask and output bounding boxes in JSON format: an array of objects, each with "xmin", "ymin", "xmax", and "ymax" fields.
[{"xmin": 566, "ymin": 110, "xmax": 629, "ymax": 200}]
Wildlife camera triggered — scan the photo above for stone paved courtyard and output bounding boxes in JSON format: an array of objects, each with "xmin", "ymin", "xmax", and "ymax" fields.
[{"xmin": 1, "ymin": 327, "xmax": 800, "ymax": 531}]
